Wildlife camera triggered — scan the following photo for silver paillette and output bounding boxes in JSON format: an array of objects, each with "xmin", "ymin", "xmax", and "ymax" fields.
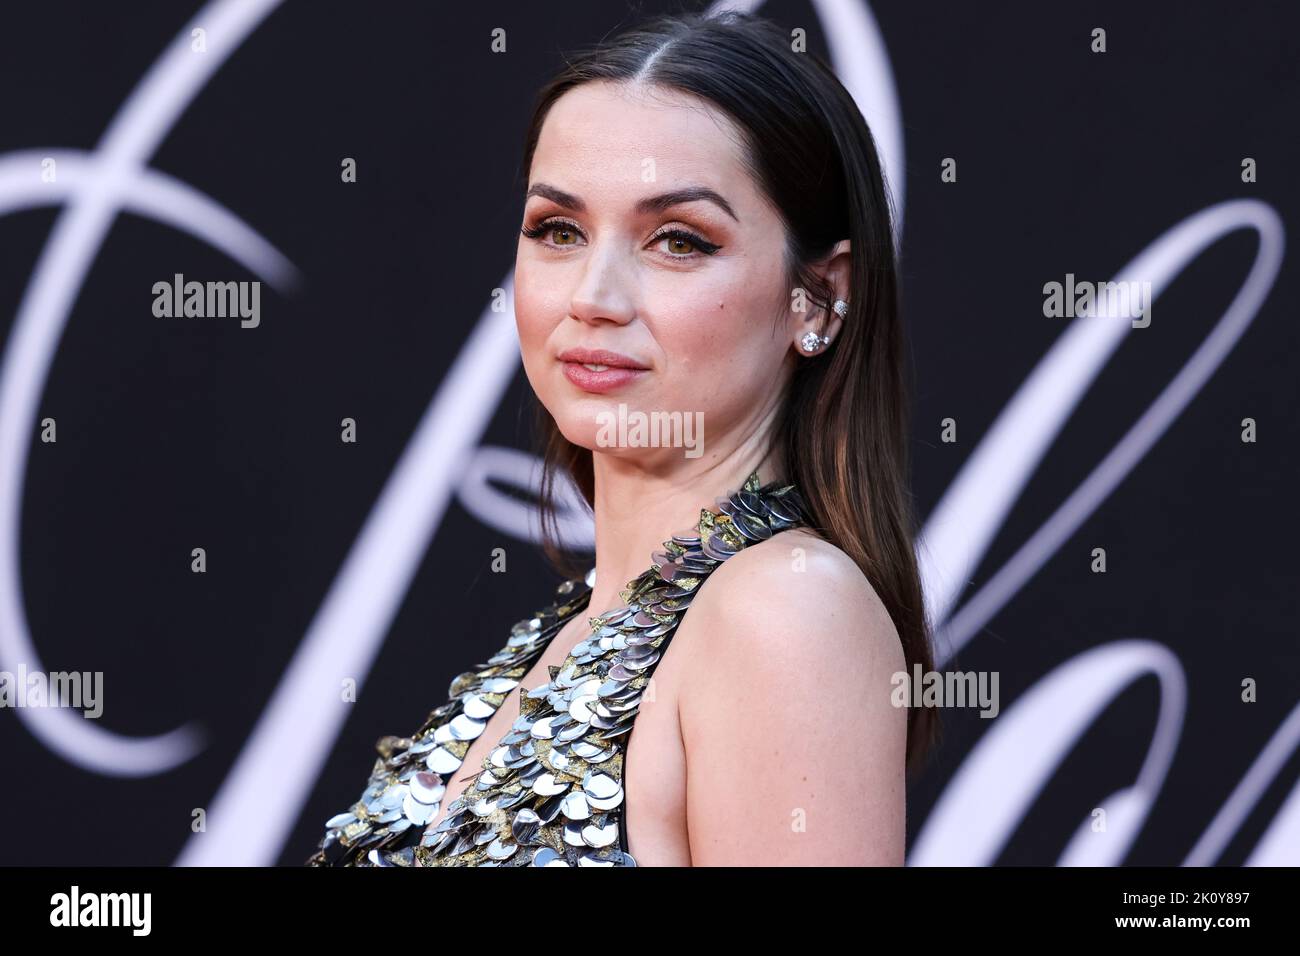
[{"xmin": 305, "ymin": 470, "xmax": 808, "ymax": 867}]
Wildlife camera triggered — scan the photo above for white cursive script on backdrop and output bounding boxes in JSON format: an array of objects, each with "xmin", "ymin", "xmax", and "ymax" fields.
[
  {"xmin": 909, "ymin": 198, "xmax": 1288, "ymax": 865},
  {"xmin": 0, "ymin": 0, "xmax": 299, "ymax": 776},
  {"xmin": 0, "ymin": 0, "xmax": 1289, "ymax": 867}
]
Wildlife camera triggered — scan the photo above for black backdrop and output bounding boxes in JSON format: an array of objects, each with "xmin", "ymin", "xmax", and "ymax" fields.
[{"xmin": 0, "ymin": 0, "xmax": 1296, "ymax": 866}]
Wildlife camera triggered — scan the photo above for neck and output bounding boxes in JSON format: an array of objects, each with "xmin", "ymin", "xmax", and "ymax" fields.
[{"xmin": 580, "ymin": 410, "xmax": 787, "ymax": 614}]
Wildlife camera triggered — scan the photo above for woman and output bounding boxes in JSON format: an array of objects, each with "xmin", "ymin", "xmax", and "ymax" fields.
[{"xmin": 307, "ymin": 8, "xmax": 937, "ymax": 868}]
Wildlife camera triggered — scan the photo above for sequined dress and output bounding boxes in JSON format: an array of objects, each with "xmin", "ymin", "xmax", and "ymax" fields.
[{"xmin": 305, "ymin": 470, "xmax": 809, "ymax": 867}]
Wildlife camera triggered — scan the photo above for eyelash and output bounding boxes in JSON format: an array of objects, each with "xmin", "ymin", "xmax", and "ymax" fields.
[{"xmin": 520, "ymin": 217, "xmax": 721, "ymax": 258}]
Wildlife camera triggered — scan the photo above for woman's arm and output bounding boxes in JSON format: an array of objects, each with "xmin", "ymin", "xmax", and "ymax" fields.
[{"xmin": 677, "ymin": 531, "xmax": 908, "ymax": 865}]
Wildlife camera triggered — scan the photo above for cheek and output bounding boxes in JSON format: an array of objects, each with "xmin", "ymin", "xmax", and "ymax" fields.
[
  {"xmin": 512, "ymin": 257, "xmax": 553, "ymax": 342},
  {"xmin": 654, "ymin": 298, "xmax": 775, "ymax": 414},
  {"xmin": 512, "ymin": 295, "xmax": 558, "ymax": 417},
  {"xmin": 512, "ymin": 257, "xmax": 567, "ymax": 377},
  {"xmin": 662, "ymin": 291, "xmax": 771, "ymax": 370}
]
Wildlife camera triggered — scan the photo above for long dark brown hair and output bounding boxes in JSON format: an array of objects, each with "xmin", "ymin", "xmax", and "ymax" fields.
[{"xmin": 518, "ymin": 9, "xmax": 939, "ymax": 774}]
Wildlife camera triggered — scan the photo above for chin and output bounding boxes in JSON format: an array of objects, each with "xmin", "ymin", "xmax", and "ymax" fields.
[{"xmin": 549, "ymin": 403, "xmax": 615, "ymax": 452}]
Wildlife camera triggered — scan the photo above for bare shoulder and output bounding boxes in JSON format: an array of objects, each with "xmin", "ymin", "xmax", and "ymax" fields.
[
  {"xmin": 672, "ymin": 528, "xmax": 909, "ymax": 864},
  {"xmin": 678, "ymin": 527, "xmax": 903, "ymax": 675}
]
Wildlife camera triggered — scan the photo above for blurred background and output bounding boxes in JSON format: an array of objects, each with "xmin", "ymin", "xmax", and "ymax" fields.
[{"xmin": 0, "ymin": 0, "xmax": 1296, "ymax": 866}]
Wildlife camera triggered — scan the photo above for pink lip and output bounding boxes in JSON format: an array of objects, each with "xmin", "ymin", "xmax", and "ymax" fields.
[
  {"xmin": 556, "ymin": 347, "xmax": 649, "ymax": 369},
  {"xmin": 561, "ymin": 362, "xmax": 647, "ymax": 393}
]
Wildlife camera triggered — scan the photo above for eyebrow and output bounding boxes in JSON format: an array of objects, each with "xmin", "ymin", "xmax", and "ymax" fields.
[{"xmin": 524, "ymin": 182, "xmax": 739, "ymax": 222}]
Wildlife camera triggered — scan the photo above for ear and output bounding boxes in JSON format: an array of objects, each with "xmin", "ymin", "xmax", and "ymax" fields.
[{"xmin": 787, "ymin": 239, "xmax": 851, "ymax": 355}]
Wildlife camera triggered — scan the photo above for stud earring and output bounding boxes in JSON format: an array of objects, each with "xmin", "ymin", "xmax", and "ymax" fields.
[
  {"xmin": 799, "ymin": 298, "xmax": 847, "ymax": 353},
  {"xmin": 800, "ymin": 330, "xmax": 829, "ymax": 353}
]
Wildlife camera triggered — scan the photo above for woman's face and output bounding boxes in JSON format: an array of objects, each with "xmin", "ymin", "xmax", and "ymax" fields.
[{"xmin": 515, "ymin": 80, "xmax": 802, "ymax": 468}]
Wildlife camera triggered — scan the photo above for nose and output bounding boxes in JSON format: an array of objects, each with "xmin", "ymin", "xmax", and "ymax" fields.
[{"xmin": 568, "ymin": 241, "xmax": 636, "ymax": 327}]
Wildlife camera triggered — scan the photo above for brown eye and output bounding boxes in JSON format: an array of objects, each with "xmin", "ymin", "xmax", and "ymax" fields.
[
  {"xmin": 520, "ymin": 218, "xmax": 585, "ymax": 247},
  {"xmin": 665, "ymin": 235, "xmax": 696, "ymax": 255},
  {"xmin": 652, "ymin": 227, "xmax": 721, "ymax": 258}
]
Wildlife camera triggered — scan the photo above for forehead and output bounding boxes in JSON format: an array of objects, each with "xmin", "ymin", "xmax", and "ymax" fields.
[{"xmin": 530, "ymin": 81, "xmax": 751, "ymax": 196}]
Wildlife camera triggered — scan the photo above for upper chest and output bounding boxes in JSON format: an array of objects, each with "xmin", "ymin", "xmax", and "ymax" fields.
[
  {"xmin": 420, "ymin": 615, "xmax": 588, "ymax": 836},
  {"xmin": 422, "ymin": 607, "xmax": 694, "ymax": 864},
  {"xmin": 310, "ymin": 482, "xmax": 810, "ymax": 867}
]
